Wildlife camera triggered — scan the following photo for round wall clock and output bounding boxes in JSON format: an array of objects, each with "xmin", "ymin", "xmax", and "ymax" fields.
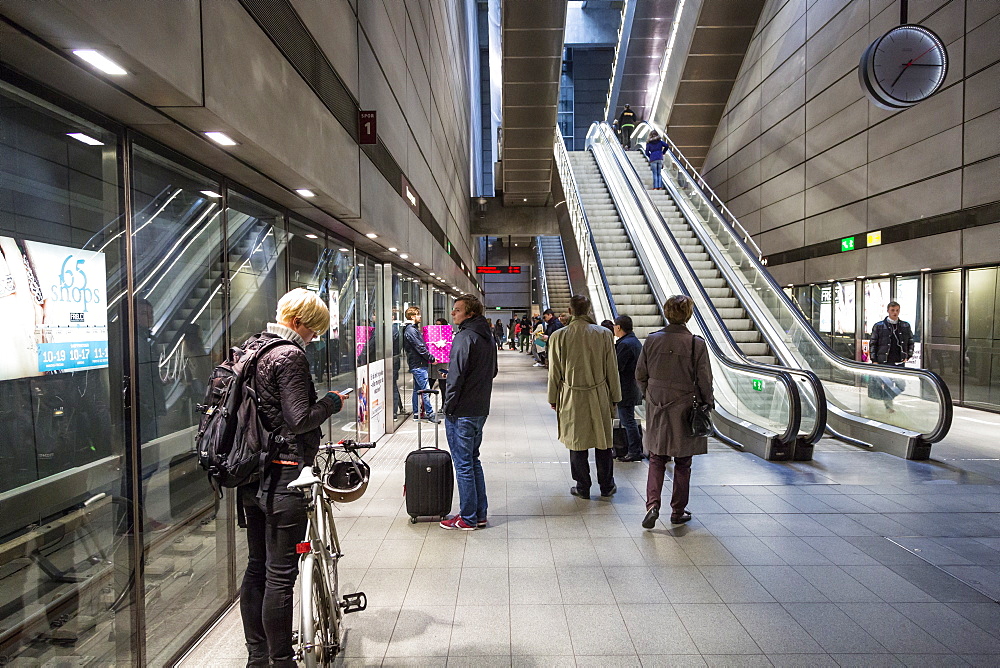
[{"xmin": 859, "ymin": 24, "xmax": 948, "ymax": 110}]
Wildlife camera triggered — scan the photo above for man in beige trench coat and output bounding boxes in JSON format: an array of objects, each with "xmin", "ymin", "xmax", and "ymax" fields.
[{"xmin": 547, "ymin": 294, "xmax": 622, "ymax": 499}]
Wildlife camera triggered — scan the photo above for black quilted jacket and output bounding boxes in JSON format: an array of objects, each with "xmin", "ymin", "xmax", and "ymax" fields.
[{"xmin": 251, "ymin": 332, "xmax": 341, "ymax": 466}]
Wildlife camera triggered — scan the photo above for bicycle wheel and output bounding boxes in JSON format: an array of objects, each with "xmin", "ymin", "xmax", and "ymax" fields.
[{"xmin": 298, "ymin": 553, "xmax": 337, "ymax": 667}]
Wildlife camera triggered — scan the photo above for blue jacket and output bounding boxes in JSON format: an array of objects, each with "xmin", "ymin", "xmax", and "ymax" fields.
[
  {"xmin": 402, "ymin": 323, "xmax": 435, "ymax": 369},
  {"xmin": 444, "ymin": 315, "xmax": 498, "ymax": 416},
  {"xmin": 645, "ymin": 139, "xmax": 667, "ymax": 162},
  {"xmin": 615, "ymin": 331, "xmax": 643, "ymax": 406}
]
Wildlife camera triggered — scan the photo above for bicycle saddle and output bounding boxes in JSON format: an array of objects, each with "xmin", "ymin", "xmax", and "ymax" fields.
[{"xmin": 287, "ymin": 467, "xmax": 321, "ymax": 491}]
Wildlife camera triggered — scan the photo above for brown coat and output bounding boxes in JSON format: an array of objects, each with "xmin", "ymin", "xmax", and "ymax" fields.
[
  {"xmin": 635, "ymin": 324, "xmax": 714, "ymax": 457},
  {"xmin": 547, "ymin": 315, "xmax": 622, "ymax": 451}
]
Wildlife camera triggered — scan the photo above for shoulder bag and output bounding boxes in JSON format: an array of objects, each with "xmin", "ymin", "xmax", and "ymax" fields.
[{"xmin": 688, "ymin": 335, "xmax": 713, "ymax": 437}]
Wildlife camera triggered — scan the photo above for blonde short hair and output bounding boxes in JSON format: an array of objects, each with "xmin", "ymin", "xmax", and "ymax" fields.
[{"xmin": 276, "ymin": 288, "xmax": 330, "ymax": 334}]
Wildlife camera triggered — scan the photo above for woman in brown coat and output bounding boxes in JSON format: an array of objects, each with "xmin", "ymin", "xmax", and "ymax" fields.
[{"xmin": 635, "ymin": 295, "xmax": 713, "ymax": 528}]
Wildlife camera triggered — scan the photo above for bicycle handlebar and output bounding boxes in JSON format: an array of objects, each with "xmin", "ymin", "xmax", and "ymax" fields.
[{"xmin": 319, "ymin": 439, "xmax": 375, "ymax": 453}]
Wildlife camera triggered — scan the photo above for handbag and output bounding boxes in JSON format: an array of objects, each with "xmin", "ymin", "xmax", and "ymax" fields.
[{"xmin": 688, "ymin": 335, "xmax": 713, "ymax": 437}]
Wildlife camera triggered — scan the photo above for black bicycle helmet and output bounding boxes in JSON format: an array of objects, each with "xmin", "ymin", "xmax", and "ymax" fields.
[{"xmin": 322, "ymin": 457, "xmax": 370, "ymax": 503}]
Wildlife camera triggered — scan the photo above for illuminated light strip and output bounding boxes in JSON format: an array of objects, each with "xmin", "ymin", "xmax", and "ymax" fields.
[
  {"xmin": 649, "ymin": 0, "xmax": 687, "ymax": 124},
  {"xmin": 97, "ymin": 188, "xmax": 183, "ymax": 254},
  {"xmin": 143, "ymin": 208, "xmax": 222, "ymax": 297},
  {"xmin": 603, "ymin": 0, "xmax": 630, "ymax": 121}
]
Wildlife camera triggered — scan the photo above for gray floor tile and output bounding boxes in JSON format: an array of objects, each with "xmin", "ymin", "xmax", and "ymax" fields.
[
  {"xmin": 370, "ymin": 538, "xmax": 426, "ymax": 569},
  {"xmin": 677, "ymin": 536, "xmax": 742, "ymax": 566},
  {"xmin": 836, "ymin": 602, "xmax": 950, "ymax": 654},
  {"xmin": 767, "ymin": 654, "xmax": 838, "ymax": 667},
  {"xmin": 463, "ymin": 537, "xmax": 509, "ymax": 568},
  {"xmin": 556, "ymin": 566, "xmax": 614, "ymax": 604},
  {"xmin": 838, "ymin": 565, "xmax": 937, "ymax": 603},
  {"xmin": 651, "ymin": 565, "xmax": 723, "ymax": 603},
  {"xmin": 509, "ymin": 566, "xmax": 562, "ymax": 604},
  {"xmin": 404, "ymin": 568, "xmax": 461, "ymax": 607},
  {"xmin": 593, "ymin": 537, "xmax": 648, "ymax": 566},
  {"xmin": 381, "ymin": 658, "xmax": 447, "ymax": 667},
  {"xmin": 417, "ymin": 535, "xmax": 468, "ymax": 568},
  {"xmin": 512, "ymin": 657, "xmax": 576, "ymax": 668},
  {"xmin": 728, "ymin": 603, "xmax": 824, "ymax": 654},
  {"xmin": 446, "ymin": 657, "xmax": 512, "ymax": 668},
  {"xmin": 449, "ymin": 605, "xmax": 510, "ymax": 656},
  {"xmin": 829, "ymin": 654, "xmax": 902, "ymax": 667},
  {"xmin": 805, "ymin": 514, "xmax": 878, "ymax": 537},
  {"xmin": 634, "ymin": 535, "xmax": 696, "ymax": 566},
  {"xmin": 637, "ymin": 656, "xmax": 708, "ymax": 667},
  {"xmin": 697, "ymin": 514, "xmax": 756, "ymax": 537},
  {"xmin": 564, "ymin": 605, "xmax": 637, "ymax": 655},
  {"xmin": 358, "ymin": 568, "xmax": 414, "ymax": 608},
  {"xmin": 510, "ymin": 604, "xmax": 573, "ymax": 655},
  {"xmin": 504, "ymin": 516, "xmax": 549, "ymax": 539},
  {"xmin": 780, "ymin": 603, "xmax": 887, "ymax": 654},
  {"xmin": 793, "ymin": 566, "xmax": 881, "ymax": 602},
  {"xmin": 699, "ymin": 565, "xmax": 776, "ymax": 603},
  {"xmin": 508, "ymin": 538, "xmax": 555, "ymax": 567},
  {"xmin": 385, "ymin": 605, "xmax": 455, "ymax": 657},
  {"xmin": 800, "ymin": 537, "xmax": 880, "ymax": 566},
  {"xmin": 456, "ymin": 567, "xmax": 510, "ymax": 606},
  {"xmin": 584, "ymin": 514, "xmax": 632, "ymax": 537},
  {"xmin": 746, "ymin": 565, "xmax": 829, "ymax": 603},
  {"xmin": 575, "ymin": 655, "xmax": 642, "ymax": 667},
  {"xmin": 944, "ymin": 601, "xmax": 1000, "ymax": 635},
  {"xmin": 895, "ymin": 654, "xmax": 968, "ymax": 667},
  {"xmin": 716, "ymin": 536, "xmax": 788, "ymax": 566},
  {"xmin": 886, "ymin": 562, "xmax": 993, "ymax": 602},
  {"xmin": 733, "ymin": 515, "xmax": 797, "ymax": 537},
  {"xmin": 962, "ymin": 655, "xmax": 1000, "ymax": 667},
  {"xmin": 892, "ymin": 602, "xmax": 1000, "ymax": 654},
  {"xmin": 757, "ymin": 537, "xmax": 833, "ymax": 565},
  {"xmin": 672, "ymin": 603, "xmax": 762, "ymax": 655},
  {"xmin": 550, "ymin": 537, "xmax": 602, "ymax": 567},
  {"xmin": 606, "ymin": 566, "xmax": 671, "ymax": 603},
  {"xmin": 702, "ymin": 655, "xmax": 773, "ymax": 667},
  {"xmin": 619, "ymin": 603, "xmax": 699, "ymax": 655}
]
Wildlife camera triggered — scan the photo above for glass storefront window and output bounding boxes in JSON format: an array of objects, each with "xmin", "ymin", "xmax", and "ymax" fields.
[
  {"xmin": 925, "ymin": 270, "xmax": 963, "ymax": 394},
  {"xmin": 0, "ymin": 82, "xmax": 133, "ymax": 665},
  {"xmin": 131, "ymin": 146, "xmax": 229, "ymax": 664},
  {"xmin": 895, "ymin": 275, "xmax": 921, "ymax": 367},
  {"xmin": 965, "ymin": 268, "xmax": 999, "ymax": 410}
]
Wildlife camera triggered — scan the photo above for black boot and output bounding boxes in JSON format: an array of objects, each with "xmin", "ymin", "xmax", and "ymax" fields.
[{"xmin": 246, "ymin": 643, "xmax": 269, "ymax": 668}]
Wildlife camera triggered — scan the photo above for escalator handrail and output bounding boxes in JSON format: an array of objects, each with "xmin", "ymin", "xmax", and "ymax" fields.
[
  {"xmin": 631, "ymin": 122, "xmax": 763, "ymax": 260},
  {"xmin": 615, "ymin": 129, "xmax": 828, "ymax": 446},
  {"xmin": 634, "ymin": 121, "xmax": 953, "ymax": 444},
  {"xmin": 535, "ymin": 236, "xmax": 551, "ymax": 311},
  {"xmin": 553, "ymin": 129, "xmax": 618, "ymax": 318},
  {"xmin": 588, "ymin": 122, "xmax": 802, "ymax": 446}
]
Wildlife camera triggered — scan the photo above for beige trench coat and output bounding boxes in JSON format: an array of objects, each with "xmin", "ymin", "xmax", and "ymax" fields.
[
  {"xmin": 635, "ymin": 324, "xmax": 714, "ymax": 457},
  {"xmin": 547, "ymin": 316, "xmax": 622, "ymax": 451}
]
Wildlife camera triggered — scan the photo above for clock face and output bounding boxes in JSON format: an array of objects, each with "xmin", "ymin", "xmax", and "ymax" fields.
[{"xmin": 859, "ymin": 25, "xmax": 948, "ymax": 109}]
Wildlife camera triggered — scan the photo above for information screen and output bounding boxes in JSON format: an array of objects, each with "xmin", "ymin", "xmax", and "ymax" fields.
[{"xmin": 0, "ymin": 237, "xmax": 108, "ymax": 380}]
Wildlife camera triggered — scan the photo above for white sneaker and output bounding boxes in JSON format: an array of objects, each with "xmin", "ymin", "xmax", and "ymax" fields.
[{"xmin": 532, "ymin": 362, "xmax": 543, "ymax": 367}]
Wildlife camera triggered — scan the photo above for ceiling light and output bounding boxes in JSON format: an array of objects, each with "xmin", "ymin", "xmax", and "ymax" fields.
[
  {"xmin": 66, "ymin": 132, "xmax": 104, "ymax": 146},
  {"xmin": 856, "ymin": 275, "xmax": 865, "ymax": 279},
  {"xmin": 514, "ymin": 243, "xmax": 518, "ymax": 247},
  {"xmin": 388, "ymin": 247, "xmax": 398, "ymax": 252},
  {"xmin": 72, "ymin": 49, "xmax": 127, "ymax": 75},
  {"xmin": 413, "ymin": 262, "xmax": 421, "ymax": 266},
  {"xmin": 305, "ymin": 234, "xmax": 319, "ymax": 239},
  {"xmin": 399, "ymin": 254, "xmax": 408, "ymax": 259},
  {"xmin": 200, "ymin": 190, "xmax": 222, "ymax": 198},
  {"xmin": 295, "ymin": 189, "xmax": 316, "ymax": 197},
  {"xmin": 880, "ymin": 272, "xmax": 889, "ymax": 276},
  {"xmin": 339, "ymin": 248, "xmax": 349, "ymax": 252},
  {"xmin": 205, "ymin": 131, "xmax": 238, "ymax": 146},
  {"xmin": 921, "ymin": 267, "xmax": 931, "ymax": 271},
  {"xmin": 523, "ymin": 198, "xmax": 527, "ymax": 202},
  {"xmin": 429, "ymin": 272, "xmax": 435, "ymax": 276},
  {"xmin": 365, "ymin": 233, "xmax": 378, "ymax": 239}
]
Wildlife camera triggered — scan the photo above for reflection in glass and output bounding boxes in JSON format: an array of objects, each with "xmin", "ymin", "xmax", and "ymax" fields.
[
  {"xmin": 0, "ymin": 82, "xmax": 132, "ymax": 665},
  {"xmin": 965, "ymin": 268, "xmax": 999, "ymax": 410},
  {"xmin": 895, "ymin": 275, "xmax": 921, "ymax": 367},
  {"xmin": 131, "ymin": 146, "xmax": 229, "ymax": 663},
  {"xmin": 926, "ymin": 270, "xmax": 962, "ymax": 394}
]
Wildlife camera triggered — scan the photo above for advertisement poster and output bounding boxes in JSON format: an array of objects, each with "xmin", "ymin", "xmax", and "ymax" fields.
[
  {"xmin": 368, "ymin": 360, "xmax": 386, "ymax": 441},
  {"xmin": 423, "ymin": 324, "xmax": 453, "ymax": 364},
  {"xmin": 0, "ymin": 237, "xmax": 108, "ymax": 381},
  {"xmin": 355, "ymin": 325, "xmax": 374, "ymax": 359},
  {"xmin": 356, "ymin": 363, "xmax": 370, "ymax": 436}
]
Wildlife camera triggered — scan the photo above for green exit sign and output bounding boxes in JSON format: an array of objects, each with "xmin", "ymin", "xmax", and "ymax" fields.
[
  {"xmin": 841, "ymin": 236, "xmax": 855, "ymax": 252},
  {"xmin": 751, "ymin": 379, "xmax": 764, "ymax": 392}
]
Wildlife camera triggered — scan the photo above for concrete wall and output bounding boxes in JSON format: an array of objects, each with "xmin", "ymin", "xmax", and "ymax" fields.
[
  {"xmin": 0, "ymin": 0, "xmax": 476, "ymax": 290},
  {"xmin": 701, "ymin": 0, "xmax": 1000, "ymax": 286}
]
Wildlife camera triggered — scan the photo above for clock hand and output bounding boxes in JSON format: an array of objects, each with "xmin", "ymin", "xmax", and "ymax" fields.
[{"xmin": 890, "ymin": 44, "xmax": 940, "ymax": 89}]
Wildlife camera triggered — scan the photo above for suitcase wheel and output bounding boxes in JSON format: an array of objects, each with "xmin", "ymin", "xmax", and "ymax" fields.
[{"xmin": 409, "ymin": 516, "xmax": 418, "ymax": 524}]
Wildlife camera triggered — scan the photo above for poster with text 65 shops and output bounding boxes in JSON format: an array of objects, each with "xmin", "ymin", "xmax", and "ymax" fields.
[{"xmin": 0, "ymin": 236, "xmax": 108, "ymax": 381}]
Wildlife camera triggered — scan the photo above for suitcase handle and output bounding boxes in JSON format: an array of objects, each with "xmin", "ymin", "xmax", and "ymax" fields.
[{"xmin": 417, "ymin": 389, "xmax": 439, "ymax": 395}]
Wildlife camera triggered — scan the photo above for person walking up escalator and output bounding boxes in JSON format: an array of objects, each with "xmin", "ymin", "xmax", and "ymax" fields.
[{"xmin": 618, "ymin": 104, "xmax": 637, "ymax": 149}]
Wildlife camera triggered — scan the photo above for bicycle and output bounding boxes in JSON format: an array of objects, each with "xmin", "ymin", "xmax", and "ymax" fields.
[{"xmin": 288, "ymin": 439, "xmax": 373, "ymax": 666}]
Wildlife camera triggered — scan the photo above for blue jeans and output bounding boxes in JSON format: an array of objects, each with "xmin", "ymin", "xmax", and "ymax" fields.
[
  {"xmin": 618, "ymin": 404, "xmax": 642, "ymax": 458},
  {"xmin": 411, "ymin": 366, "xmax": 434, "ymax": 417},
  {"xmin": 445, "ymin": 415, "xmax": 488, "ymax": 524},
  {"xmin": 650, "ymin": 159, "xmax": 663, "ymax": 189}
]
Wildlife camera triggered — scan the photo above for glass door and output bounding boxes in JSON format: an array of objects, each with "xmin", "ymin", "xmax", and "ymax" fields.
[
  {"xmin": 925, "ymin": 270, "xmax": 963, "ymax": 398},
  {"xmin": 965, "ymin": 267, "xmax": 1000, "ymax": 411}
]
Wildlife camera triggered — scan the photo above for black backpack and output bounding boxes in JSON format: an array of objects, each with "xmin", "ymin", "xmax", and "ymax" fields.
[{"xmin": 196, "ymin": 335, "xmax": 296, "ymax": 492}]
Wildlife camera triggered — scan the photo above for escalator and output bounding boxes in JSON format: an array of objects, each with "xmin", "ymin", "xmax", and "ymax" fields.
[
  {"xmin": 537, "ymin": 236, "xmax": 572, "ymax": 312},
  {"xmin": 555, "ymin": 128, "xmax": 821, "ymax": 461},
  {"xmin": 627, "ymin": 122, "xmax": 952, "ymax": 459}
]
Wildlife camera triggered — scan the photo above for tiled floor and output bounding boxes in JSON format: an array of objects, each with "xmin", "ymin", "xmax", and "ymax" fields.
[{"xmin": 180, "ymin": 351, "xmax": 1000, "ymax": 667}]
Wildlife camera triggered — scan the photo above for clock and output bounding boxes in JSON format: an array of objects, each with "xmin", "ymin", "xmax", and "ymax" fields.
[{"xmin": 859, "ymin": 24, "xmax": 948, "ymax": 110}]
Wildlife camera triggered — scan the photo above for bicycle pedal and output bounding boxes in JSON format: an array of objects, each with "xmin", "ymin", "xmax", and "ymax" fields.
[{"xmin": 342, "ymin": 591, "xmax": 367, "ymax": 614}]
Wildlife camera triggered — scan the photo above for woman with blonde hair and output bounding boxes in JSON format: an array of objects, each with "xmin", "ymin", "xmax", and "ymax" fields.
[
  {"xmin": 240, "ymin": 288, "xmax": 349, "ymax": 667},
  {"xmin": 636, "ymin": 295, "xmax": 713, "ymax": 529}
]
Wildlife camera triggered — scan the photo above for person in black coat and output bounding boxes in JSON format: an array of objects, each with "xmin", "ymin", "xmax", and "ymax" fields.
[
  {"xmin": 241, "ymin": 289, "xmax": 347, "ymax": 667},
  {"xmin": 613, "ymin": 315, "xmax": 645, "ymax": 462},
  {"xmin": 868, "ymin": 301, "xmax": 914, "ymax": 412},
  {"xmin": 403, "ymin": 306, "xmax": 438, "ymax": 421}
]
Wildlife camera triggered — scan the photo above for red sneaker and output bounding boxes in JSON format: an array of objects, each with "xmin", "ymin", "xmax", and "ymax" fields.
[{"xmin": 439, "ymin": 515, "xmax": 477, "ymax": 531}]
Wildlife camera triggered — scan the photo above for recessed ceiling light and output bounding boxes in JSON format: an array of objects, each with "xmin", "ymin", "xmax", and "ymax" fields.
[
  {"xmin": 66, "ymin": 132, "xmax": 104, "ymax": 146},
  {"xmin": 205, "ymin": 131, "xmax": 238, "ymax": 146},
  {"xmin": 200, "ymin": 190, "xmax": 222, "ymax": 198},
  {"xmin": 365, "ymin": 233, "xmax": 378, "ymax": 239},
  {"xmin": 921, "ymin": 267, "xmax": 931, "ymax": 271},
  {"xmin": 880, "ymin": 272, "xmax": 889, "ymax": 276},
  {"xmin": 413, "ymin": 262, "xmax": 421, "ymax": 266},
  {"xmin": 514, "ymin": 243, "xmax": 518, "ymax": 247},
  {"xmin": 305, "ymin": 233, "xmax": 319, "ymax": 239},
  {"xmin": 72, "ymin": 49, "xmax": 127, "ymax": 75},
  {"xmin": 523, "ymin": 198, "xmax": 528, "ymax": 202},
  {"xmin": 429, "ymin": 272, "xmax": 435, "ymax": 276},
  {"xmin": 339, "ymin": 247, "xmax": 349, "ymax": 252},
  {"xmin": 388, "ymin": 247, "xmax": 398, "ymax": 252},
  {"xmin": 399, "ymin": 254, "xmax": 409, "ymax": 259},
  {"xmin": 295, "ymin": 189, "xmax": 316, "ymax": 197},
  {"xmin": 856, "ymin": 275, "xmax": 865, "ymax": 279}
]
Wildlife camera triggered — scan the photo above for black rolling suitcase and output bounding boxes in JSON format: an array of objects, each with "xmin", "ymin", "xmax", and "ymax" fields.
[{"xmin": 404, "ymin": 389, "xmax": 454, "ymax": 523}]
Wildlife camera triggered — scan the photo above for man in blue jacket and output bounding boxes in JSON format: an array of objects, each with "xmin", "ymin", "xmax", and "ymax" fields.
[
  {"xmin": 440, "ymin": 293, "xmax": 498, "ymax": 530},
  {"xmin": 613, "ymin": 315, "xmax": 645, "ymax": 462},
  {"xmin": 403, "ymin": 306, "xmax": 437, "ymax": 422}
]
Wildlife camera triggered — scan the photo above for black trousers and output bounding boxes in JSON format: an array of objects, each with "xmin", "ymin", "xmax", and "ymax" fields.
[
  {"xmin": 240, "ymin": 483, "xmax": 308, "ymax": 667},
  {"xmin": 570, "ymin": 448, "xmax": 615, "ymax": 495}
]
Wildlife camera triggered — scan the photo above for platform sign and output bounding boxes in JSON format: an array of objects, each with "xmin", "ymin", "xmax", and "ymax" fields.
[
  {"xmin": 841, "ymin": 236, "xmax": 856, "ymax": 252},
  {"xmin": 359, "ymin": 110, "xmax": 377, "ymax": 144},
  {"xmin": 476, "ymin": 266, "xmax": 521, "ymax": 274}
]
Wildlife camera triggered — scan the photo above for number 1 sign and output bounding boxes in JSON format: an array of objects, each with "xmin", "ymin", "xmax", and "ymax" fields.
[{"xmin": 359, "ymin": 110, "xmax": 377, "ymax": 145}]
